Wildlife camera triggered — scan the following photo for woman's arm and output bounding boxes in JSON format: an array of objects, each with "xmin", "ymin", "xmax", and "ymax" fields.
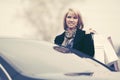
[{"xmin": 54, "ymin": 33, "xmax": 65, "ymax": 46}]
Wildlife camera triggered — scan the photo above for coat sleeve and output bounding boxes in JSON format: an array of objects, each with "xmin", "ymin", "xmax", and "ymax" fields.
[
  {"xmin": 54, "ymin": 33, "xmax": 64, "ymax": 46},
  {"xmin": 83, "ymin": 34, "xmax": 95, "ymax": 57}
]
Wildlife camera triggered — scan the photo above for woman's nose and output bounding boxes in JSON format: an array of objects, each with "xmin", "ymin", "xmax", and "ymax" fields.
[{"xmin": 69, "ymin": 18, "xmax": 74, "ymax": 21}]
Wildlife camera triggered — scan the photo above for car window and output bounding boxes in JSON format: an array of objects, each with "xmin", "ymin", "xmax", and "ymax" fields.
[{"xmin": 0, "ymin": 64, "xmax": 12, "ymax": 80}]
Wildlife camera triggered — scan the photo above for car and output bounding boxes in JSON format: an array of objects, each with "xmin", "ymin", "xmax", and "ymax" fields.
[{"xmin": 0, "ymin": 38, "xmax": 120, "ymax": 80}]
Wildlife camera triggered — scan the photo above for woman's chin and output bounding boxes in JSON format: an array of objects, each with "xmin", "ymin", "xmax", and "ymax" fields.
[{"xmin": 68, "ymin": 26, "xmax": 76, "ymax": 29}]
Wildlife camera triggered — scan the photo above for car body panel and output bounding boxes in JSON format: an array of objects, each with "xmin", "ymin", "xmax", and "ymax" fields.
[{"xmin": 0, "ymin": 38, "xmax": 120, "ymax": 80}]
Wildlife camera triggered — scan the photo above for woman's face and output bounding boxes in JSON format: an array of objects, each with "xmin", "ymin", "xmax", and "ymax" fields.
[{"xmin": 66, "ymin": 11, "xmax": 78, "ymax": 29}]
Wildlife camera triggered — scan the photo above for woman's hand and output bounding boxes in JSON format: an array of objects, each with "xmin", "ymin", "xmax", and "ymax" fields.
[{"xmin": 84, "ymin": 28, "xmax": 96, "ymax": 34}]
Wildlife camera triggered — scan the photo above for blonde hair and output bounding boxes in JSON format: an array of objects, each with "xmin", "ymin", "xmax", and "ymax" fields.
[{"xmin": 63, "ymin": 8, "xmax": 84, "ymax": 30}]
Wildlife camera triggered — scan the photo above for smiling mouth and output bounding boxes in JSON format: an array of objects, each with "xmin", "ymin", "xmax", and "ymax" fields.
[
  {"xmin": 68, "ymin": 22, "xmax": 74, "ymax": 25},
  {"xmin": 68, "ymin": 24, "xmax": 75, "ymax": 26}
]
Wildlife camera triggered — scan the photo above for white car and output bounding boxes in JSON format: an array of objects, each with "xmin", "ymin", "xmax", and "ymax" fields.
[{"xmin": 0, "ymin": 38, "xmax": 120, "ymax": 80}]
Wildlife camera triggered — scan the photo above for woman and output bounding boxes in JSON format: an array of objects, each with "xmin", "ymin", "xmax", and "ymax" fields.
[{"xmin": 54, "ymin": 8, "xmax": 95, "ymax": 57}]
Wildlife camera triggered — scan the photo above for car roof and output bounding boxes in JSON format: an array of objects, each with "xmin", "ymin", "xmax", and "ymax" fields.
[{"xmin": 0, "ymin": 38, "xmax": 111, "ymax": 78}]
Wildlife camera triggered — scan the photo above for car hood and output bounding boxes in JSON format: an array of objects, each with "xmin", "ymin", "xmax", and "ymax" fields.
[
  {"xmin": 23, "ymin": 71, "xmax": 120, "ymax": 80},
  {"xmin": 0, "ymin": 38, "xmax": 120, "ymax": 80}
]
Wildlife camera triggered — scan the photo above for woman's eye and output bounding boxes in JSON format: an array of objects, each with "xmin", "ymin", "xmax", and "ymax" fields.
[
  {"xmin": 73, "ymin": 17, "xmax": 78, "ymax": 19},
  {"xmin": 67, "ymin": 16, "xmax": 78, "ymax": 19},
  {"xmin": 67, "ymin": 16, "xmax": 71, "ymax": 18}
]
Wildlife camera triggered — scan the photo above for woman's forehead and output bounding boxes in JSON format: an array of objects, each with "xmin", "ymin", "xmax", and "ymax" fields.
[{"xmin": 67, "ymin": 11, "xmax": 78, "ymax": 17}]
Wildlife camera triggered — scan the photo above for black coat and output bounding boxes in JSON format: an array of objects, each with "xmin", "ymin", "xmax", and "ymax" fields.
[{"xmin": 54, "ymin": 29, "xmax": 95, "ymax": 57}]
